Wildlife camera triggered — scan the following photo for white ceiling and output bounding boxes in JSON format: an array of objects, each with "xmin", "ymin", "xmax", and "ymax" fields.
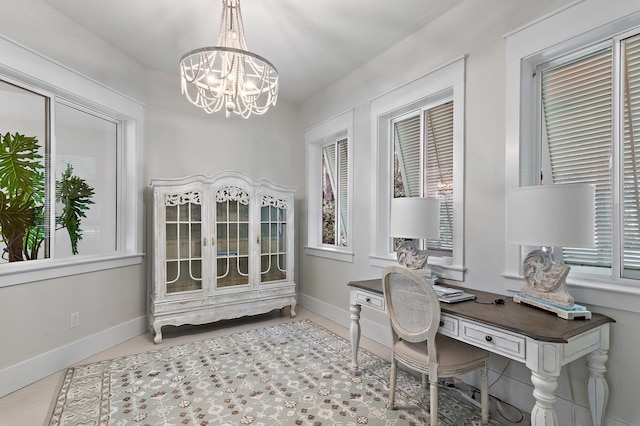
[{"xmin": 42, "ymin": 0, "xmax": 464, "ymax": 104}]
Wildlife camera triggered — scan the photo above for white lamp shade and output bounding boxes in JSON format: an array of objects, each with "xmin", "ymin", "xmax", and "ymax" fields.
[
  {"xmin": 507, "ymin": 184, "xmax": 595, "ymax": 248},
  {"xmin": 389, "ymin": 197, "xmax": 441, "ymax": 239}
]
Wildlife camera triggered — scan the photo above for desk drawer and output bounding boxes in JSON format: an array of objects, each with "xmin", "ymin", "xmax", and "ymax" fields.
[
  {"xmin": 354, "ymin": 290, "xmax": 385, "ymax": 312},
  {"xmin": 460, "ymin": 320, "xmax": 526, "ymax": 361},
  {"xmin": 438, "ymin": 314, "xmax": 459, "ymax": 337}
]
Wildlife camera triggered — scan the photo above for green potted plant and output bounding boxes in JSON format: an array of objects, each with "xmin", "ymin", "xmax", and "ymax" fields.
[{"xmin": 0, "ymin": 132, "xmax": 95, "ymax": 262}]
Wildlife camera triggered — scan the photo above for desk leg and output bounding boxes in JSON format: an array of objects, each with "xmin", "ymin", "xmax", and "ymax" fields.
[
  {"xmin": 349, "ymin": 303, "xmax": 362, "ymax": 374},
  {"xmin": 586, "ymin": 349, "xmax": 609, "ymax": 426},
  {"xmin": 530, "ymin": 371, "xmax": 559, "ymax": 426}
]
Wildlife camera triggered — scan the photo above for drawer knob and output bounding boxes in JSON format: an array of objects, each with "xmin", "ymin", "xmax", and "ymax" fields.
[
  {"xmin": 365, "ymin": 298, "xmax": 371, "ymax": 303},
  {"xmin": 439, "ymin": 321, "xmax": 444, "ymax": 327},
  {"xmin": 485, "ymin": 335, "xmax": 493, "ymax": 342}
]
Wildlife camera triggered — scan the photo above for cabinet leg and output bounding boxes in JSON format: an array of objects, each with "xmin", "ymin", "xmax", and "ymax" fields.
[
  {"xmin": 289, "ymin": 302, "xmax": 297, "ymax": 318},
  {"xmin": 349, "ymin": 303, "xmax": 361, "ymax": 375},
  {"xmin": 153, "ymin": 324, "xmax": 163, "ymax": 344}
]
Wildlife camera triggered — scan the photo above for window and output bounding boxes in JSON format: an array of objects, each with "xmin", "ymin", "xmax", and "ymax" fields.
[
  {"xmin": 505, "ymin": 2, "xmax": 640, "ymax": 307},
  {"xmin": 0, "ymin": 82, "xmax": 122, "ymax": 264},
  {"xmin": 321, "ymin": 137, "xmax": 349, "ymax": 247},
  {"xmin": 393, "ymin": 100, "xmax": 454, "ymax": 255},
  {"xmin": 0, "ymin": 35, "xmax": 143, "ymax": 287},
  {"xmin": 305, "ymin": 110, "xmax": 354, "ymax": 262},
  {"xmin": 533, "ymin": 31, "xmax": 640, "ymax": 280},
  {"xmin": 371, "ymin": 57, "xmax": 465, "ymax": 281},
  {"xmin": 54, "ymin": 102, "xmax": 118, "ymax": 257}
]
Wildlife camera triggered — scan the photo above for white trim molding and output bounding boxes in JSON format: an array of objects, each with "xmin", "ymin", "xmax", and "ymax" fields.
[
  {"xmin": 305, "ymin": 109, "xmax": 355, "ymax": 262},
  {"xmin": 0, "ymin": 315, "xmax": 147, "ymax": 398},
  {"xmin": 370, "ymin": 56, "xmax": 466, "ymax": 281}
]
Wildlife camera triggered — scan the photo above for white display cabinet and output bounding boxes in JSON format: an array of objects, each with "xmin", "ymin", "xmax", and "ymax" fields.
[{"xmin": 149, "ymin": 171, "xmax": 296, "ymax": 343}]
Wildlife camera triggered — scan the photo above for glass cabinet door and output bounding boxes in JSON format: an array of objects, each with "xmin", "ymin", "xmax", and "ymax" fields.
[
  {"xmin": 164, "ymin": 192, "xmax": 203, "ymax": 294},
  {"xmin": 260, "ymin": 196, "xmax": 288, "ymax": 283},
  {"xmin": 216, "ymin": 187, "xmax": 250, "ymax": 288}
]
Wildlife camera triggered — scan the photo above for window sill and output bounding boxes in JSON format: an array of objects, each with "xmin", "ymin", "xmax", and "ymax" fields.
[
  {"xmin": 304, "ymin": 246, "xmax": 354, "ymax": 263},
  {"xmin": 502, "ymin": 273, "xmax": 640, "ymax": 314},
  {"xmin": 0, "ymin": 253, "xmax": 145, "ymax": 288}
]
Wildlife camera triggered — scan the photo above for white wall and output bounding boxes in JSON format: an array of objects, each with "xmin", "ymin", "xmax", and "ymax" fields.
[
  {"xmin": 298, "ymin": 1, "xmax": 640, "ymax": 425},
  {"xmin": 145, "ymin": 71, "xmax": 304, "ymax": 187},
  {"xmin": 0, "ymin": 0, "xmax": 147, "ymax": 101}
]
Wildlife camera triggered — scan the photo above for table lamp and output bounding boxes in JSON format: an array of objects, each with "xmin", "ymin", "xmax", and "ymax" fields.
[
  {"xmin": 389, "ymin": 197, "xmax": 440, "ymax": 274},
  {"xmin": 506, "ymin": 184, "xmax": 595, "ymax": 319}
]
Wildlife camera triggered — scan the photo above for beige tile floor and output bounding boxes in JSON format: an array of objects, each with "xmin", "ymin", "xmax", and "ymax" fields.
[{"xmin": 0, "ymin": 308, "xmax": 391, "ymax": 426}]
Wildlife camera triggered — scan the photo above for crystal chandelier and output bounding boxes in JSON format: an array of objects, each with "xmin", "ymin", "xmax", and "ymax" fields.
[{"xmin": 180, "ymin": 0, "xmax": 278, "ymax": 118}]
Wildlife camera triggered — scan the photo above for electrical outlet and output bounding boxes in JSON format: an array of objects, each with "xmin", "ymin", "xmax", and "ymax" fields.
[{"xmin": 70, "ymin": 312, "xmax": 80, "ymax": 328}]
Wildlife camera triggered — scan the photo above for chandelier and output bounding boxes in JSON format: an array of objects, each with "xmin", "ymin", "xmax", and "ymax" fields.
[{"xmin": 180, "ymin": 0, "xmax": 278, "ymax": 118}]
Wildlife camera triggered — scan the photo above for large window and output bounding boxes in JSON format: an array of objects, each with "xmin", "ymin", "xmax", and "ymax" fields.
[
  {"xmin": 505, "ymin": 2, "xmax": 640, "ymax": 307},
  {"xmin": 371, "ymin": 57, "xmax": 465, "ymax": 281},
  {"xmin": 0, "ymin": 34, "xmax": 143, "ymax": 286},
  {"xmin": 305, "ymin": 110, "xmax": 353, "ymax": 262},
  {"xmin": 0, "ymin": 82, "xmax": 121, "ymax": 264},
  {"xmin": 535, "ymin": 32, "xmax": 640, "ymax": 280}
]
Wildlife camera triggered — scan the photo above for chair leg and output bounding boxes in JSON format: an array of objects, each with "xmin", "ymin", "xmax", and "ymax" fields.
[
  {"xmin": 388, "ymin": 358, "xmax": 398, "ymax": 410},
  {"xmin": 429, "ymin": 376, "xmax": 438, "ymax": 426},
  {"xmin": 481, "ymin": 361, "xmax": 489, "ymax": 425}
]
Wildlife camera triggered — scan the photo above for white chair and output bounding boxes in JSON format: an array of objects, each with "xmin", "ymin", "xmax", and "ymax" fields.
[{"xmin": 382, "ymin": 265, "xmax": 489, "ymax": 426}]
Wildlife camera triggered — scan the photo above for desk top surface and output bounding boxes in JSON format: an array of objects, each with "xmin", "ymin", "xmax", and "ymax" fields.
[{"xmin": 348, "ymin": 278, "xmax": 614, "ymax": 343}]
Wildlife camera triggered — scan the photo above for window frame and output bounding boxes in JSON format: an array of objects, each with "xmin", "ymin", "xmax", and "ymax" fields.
[
  {"xmin": 305, "ymin": 109, "xmax": 354, "ymax": 262},
  {"xmin": 505, "ymin": 1, "xmax": 640, "ymax": 311},
  {"xmin": 0, "ymin": 34, "xmax": 144, "ymax": 288},
  {"xmin": 370, "ymin": 57, "xmax": 466, "ymax": 281}
]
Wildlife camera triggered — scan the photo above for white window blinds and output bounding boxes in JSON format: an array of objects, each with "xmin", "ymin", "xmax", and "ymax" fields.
[
  {"xmin": 541, "ymin": 48, "xmax": 613, "ymax": 268},
  {"xmin": 425, "ymin": 101, "xmax": 454, "ymax": 249},
  {"xmin": 394, "ymin": 115, "xmax": 421, "ymax": 197}
]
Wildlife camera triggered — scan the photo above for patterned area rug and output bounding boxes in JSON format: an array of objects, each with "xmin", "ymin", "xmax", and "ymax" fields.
[{"xmin": 46, "ymin": 320, "xmax": 507, "ymax": 425}]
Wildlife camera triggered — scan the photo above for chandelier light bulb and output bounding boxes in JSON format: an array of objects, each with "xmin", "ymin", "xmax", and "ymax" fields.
[{"xmin": 179, "ymin": 0, "xmax": 278, "ymax": 118}]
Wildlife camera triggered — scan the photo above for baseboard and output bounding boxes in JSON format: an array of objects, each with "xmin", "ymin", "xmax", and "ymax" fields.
[
  {"xmin": 0, "ymin": 315, "xmax": 147, "ymax": 398},
  {"xmin": 297, "ymin": 292, "xmax": 392, "ymax": 347}
]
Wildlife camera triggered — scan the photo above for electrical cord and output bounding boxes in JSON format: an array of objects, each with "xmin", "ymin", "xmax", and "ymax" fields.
[
  {"xmin": 439, "ymin": 371, "xmax": 526, "ymax": 424},
  {"xmin": 486, "ymin": 359, "xmax": 525, "ymax": 423},
  {"xmin": 489, "ymin": 359, "xmax": 511, "ymax": 389},
  {"xmin": 473, "ymin": 296, "xmax": 511, "ymax": 305},
  {"xmin": 494, "ymin": 396, "xmax": 525, "ymax": 424}
]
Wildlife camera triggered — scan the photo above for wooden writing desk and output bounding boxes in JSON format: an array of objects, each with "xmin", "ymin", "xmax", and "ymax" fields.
[{"xmin": 348, "ymin": 279, "xmax": 614, "ymax": 426}]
